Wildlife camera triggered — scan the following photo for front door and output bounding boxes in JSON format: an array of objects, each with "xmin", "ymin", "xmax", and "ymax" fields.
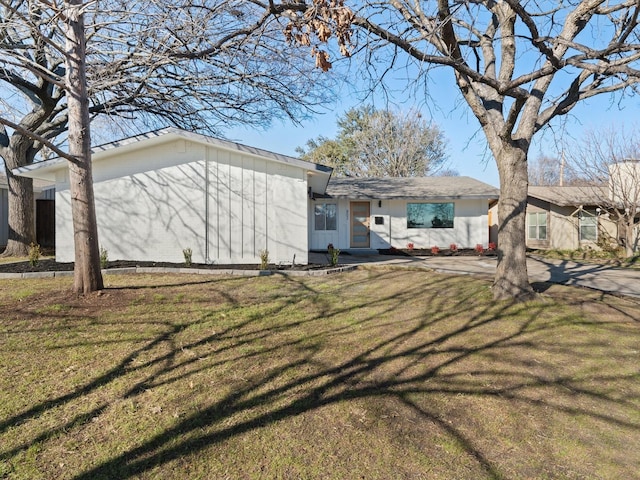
[{"xmin": 350, "ymin": 202, "xmax": 370, "ymax": 248}]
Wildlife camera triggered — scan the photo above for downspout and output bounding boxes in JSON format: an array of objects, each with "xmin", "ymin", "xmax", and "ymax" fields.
[{"xmin": 205, "ymin": 150, "xmax": 210, "ymax": 263}]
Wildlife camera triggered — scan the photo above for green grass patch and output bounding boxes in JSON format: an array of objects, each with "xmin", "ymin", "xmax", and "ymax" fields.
[{"xmin": 0, "ymin": 270, "xmax": 639, "ymax": 479}]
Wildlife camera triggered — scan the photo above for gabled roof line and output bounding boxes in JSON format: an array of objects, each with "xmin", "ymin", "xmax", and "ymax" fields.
[
  {"xmin": 13, "ymin": 127, "xmax": 333, "ymax": 180},
  {"xmin": 91, "ymin": 127, "xmax": 333, "ymax": 174}
]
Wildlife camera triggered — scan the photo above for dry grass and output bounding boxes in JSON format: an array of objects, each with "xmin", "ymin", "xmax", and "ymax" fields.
[{"xmin": 1, "ymin": 268, "xmax": 639, "ymax": 479}]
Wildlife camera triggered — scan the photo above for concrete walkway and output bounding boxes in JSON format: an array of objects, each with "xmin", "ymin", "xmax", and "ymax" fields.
[{"xmin": 311, "ymin": 252, "xmax": 640, "ymax": 299}]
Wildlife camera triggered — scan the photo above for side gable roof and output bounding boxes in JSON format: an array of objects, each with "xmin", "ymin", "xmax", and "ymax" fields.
[
  {"xmin": 13, "ymin": 128, "xmax": 333, "ymax": 187},
  {"xmin": 528, "ymin": 186, "xmax": 608, "ymax": 207},
  {"xmin": 323, "ymin": 176, "xmax": 499, "ymax": 200}
]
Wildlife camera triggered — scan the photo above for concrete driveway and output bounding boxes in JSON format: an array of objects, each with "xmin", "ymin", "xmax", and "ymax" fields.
[{"xmin": 312, "ymin": 252, "xmax": 640, "ymax": 299}]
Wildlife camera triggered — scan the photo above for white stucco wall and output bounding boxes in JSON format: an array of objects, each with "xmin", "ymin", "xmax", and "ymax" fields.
[
  {"xmin": 55, "ymin": 138, "xmax": 309, "ymax": 264},
  {"xmin": 309, "ymin": 198, "xmax": 490, "ymax": 250}
]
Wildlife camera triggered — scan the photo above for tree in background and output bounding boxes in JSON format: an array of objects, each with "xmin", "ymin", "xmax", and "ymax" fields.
[
  {"xmin": 278, "ymin": 0, "xmax": 640, "ymax": 301},
  {"xmin": 566, "ymin": 126, "xmax": 640, "ymax": 257},
  {"xmin": 0, "ymin": 0, "xmax": 335, "ymax": 256},
  {"xmin": 297, "ymin": 105, "xmax": 448, "ymax": 177},
  {"xmin": 528, "ymin": 153, "xmax": 597, "ymax": 186},
  {"xmin": 528, "ymin": 155, "xmax": 564, "ymax": 186}
]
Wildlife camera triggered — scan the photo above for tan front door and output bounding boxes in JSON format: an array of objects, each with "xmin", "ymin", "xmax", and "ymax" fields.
[{"xmin": 350, "ymin": 202, "xmax": 370, "ymax": 248}]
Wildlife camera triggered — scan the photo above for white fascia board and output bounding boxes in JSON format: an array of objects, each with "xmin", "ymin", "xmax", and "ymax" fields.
[{"xmin": 12, "ymin": 157, "xmax": 66, "ymax": 181}]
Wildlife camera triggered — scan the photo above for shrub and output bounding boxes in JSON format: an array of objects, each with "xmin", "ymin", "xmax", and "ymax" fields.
[
  {"xmin": 28, "ymin": 243, "xmax": 41, "ymax": 267},
  {"xmin": 259, "ymin": 249, "xmax": 270, "ymax": 270},
  {"xmin": 449, "ymin": 243, "xmax": 458, "ymax": 253},
  {"xmin": 407, "ymin": 242, "xmax": 414, "ymax": 251},
  {"xmin": 327, "ymin": 243, "xmax": 340, "ymax": 267},
  {"xmin": 475, "ymin": 244, "xmax": 485, "ymax": 254},
  {"xmin": 182, "ymin": 247, "xmax": 193, "ymax": 266},
  {"xmin": 99, "ymin": 247, "xmax": 109, "ymax": 269},
  {"xmin": 431, "ymin": 245, "xmax": 440, "ymax": 255},
  {"xmin": 488, "ymin": 242, "xmax": 497, "ymax": 251}
]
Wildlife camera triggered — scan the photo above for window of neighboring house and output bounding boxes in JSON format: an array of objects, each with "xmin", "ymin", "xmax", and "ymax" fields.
[
  {"xmin": 314, "ymin": 203, "xmax": 337, "ymax": 230},
  {"xmin": 407, "ymin": 203, "xmax": 455, "ymax": 228},
  {"xmin": 528, "ymin": 212, "xmax": 547, "ymax": 240},
  {"xmin": 580, "ymin": 212, "xmax": 598, "ymax": 242}
]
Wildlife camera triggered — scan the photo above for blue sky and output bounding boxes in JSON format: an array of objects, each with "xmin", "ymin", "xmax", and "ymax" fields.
[{"xmin": 227, "ymin": 66, "xmax": 639, "ymax": 188}]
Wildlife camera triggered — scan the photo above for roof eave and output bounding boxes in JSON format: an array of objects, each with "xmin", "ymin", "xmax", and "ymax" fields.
[
  {"xmin": 325, "ymin": 194, "xmax": 500, "ymax": 201},
  {"xmin": 13, "ymin": 127, "xmax": 333, "ymax": 181}
]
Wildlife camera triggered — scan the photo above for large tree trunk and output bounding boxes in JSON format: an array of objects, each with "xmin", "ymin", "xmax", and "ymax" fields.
[
  {"xmin": 64, "ymin": 0, "xmax": 103, "ymax": 293},
  {"xmin": 493, "ymin": 145, "xmax": 536, "ymax": 301},
  {"xmin": 1, "ymin": 134, "xmax": 38, "ymax": 257},
  {"xmin": 2, "ymin": 167, "xmax": 35, "ymax": 257}
]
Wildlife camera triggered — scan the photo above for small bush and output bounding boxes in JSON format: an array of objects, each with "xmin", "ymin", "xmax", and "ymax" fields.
[
  {"xmin": 99, "ymin": 247, "xmax": 109, "ymax": 269},
  {"xmin": 327, "ymin": 243, "xmax": 340, "ymax": 266},
  {"xmin": 407, "ymin": 242, "xmax": 414, "ymax": 251},
  {"xmin": 488, "ymin": 242, "xmax": 497, "ymax": 251},
  {"xmin": 475, "ymin": 244, "xmax": 485, "ymax": 254},
  {"xmin": 431, "ymin": 245, "xmax": 440, "ymax": 255},
  {"xmin": 449, "ymin": 243, "xmax": 458, "ymax": 253},
  {"xmin": 259, "ymin": 249, "xmax": 270, "ymax": 270},
  {"xmin": 28, "ymin": 243, "xmax": 41, "ymax": 267},
  {"xmin": 182, "ymin": 247, "xmax": 193, "ymax": 266}
]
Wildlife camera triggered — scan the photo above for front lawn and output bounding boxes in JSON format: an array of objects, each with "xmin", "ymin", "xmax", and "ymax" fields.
[{"xmin": 1, "ymin": 269, "xmax": 639, "ymax": 479}]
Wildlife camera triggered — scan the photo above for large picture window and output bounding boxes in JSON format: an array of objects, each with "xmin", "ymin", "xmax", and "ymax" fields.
[
  {"xmin": 580, "ymin": 212, "xmax": 598, "ymax": 242},
  {"xmin": 528, "ymin": 212, "xmax": 547, "ymax": 240},
  {"xmin": 407, "ymin": 203, "xmax": 454, "ymax": 229},
  {"xmin": 314, "ymin": 203, "xmax": 337, "ymax": 231}
]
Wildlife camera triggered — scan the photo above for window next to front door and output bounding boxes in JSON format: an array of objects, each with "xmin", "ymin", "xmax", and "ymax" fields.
[
  {"xmin": 315, "ymin": 203, "xmax": 337, "ymax": 231},
  {"xmin": 407, "ymin": 203, "xmax": 455, "ymax": 228}
]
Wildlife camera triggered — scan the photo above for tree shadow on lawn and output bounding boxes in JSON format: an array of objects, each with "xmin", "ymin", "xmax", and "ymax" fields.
[{"xmin": 1, "ymin": 270, "xmax": 639, "ymax": 479}]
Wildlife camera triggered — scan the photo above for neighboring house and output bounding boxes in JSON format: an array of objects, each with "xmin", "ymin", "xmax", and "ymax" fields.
[
  {"xmin": 310, "ymin": 177, "xmax": 499, "ymax": 251},
  {"xmin": 525, "ymin": 186, "xmax": 619, "ymax": 251},
  {"xmin": 0, "ymin": 174, "xmax": 55, "ymax": 248},
  {"xmin": 15, "ymin": 128, "xmax": 498, "ymax": 264}
]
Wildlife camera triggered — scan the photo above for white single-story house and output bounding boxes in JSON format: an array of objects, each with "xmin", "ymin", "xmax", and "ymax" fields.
[
  {"xmin": 310, "ymin": 177, "xmax": 499, "ymax": 251},
  {"xmin": 15, "ymin": 128, "xmax": 499, "ymax": 264}
]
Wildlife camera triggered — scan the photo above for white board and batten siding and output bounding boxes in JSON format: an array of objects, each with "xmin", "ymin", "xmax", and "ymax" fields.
[{"xmin": 54, "ymin": 136, "xmax": 311, "ymax": 264}]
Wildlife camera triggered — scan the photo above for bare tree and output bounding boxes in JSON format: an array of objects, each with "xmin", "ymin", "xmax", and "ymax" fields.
[
  {"xmin": 0, "ymin": 0, "xmax": 336, "ymax": 256},
  {"xmin": 528, "ymin": 155, "xmax": 563, "ymax": 186},
  {"xmin": 567, "ymin": 126, "xmax": 640, "ymax": 257},
  {"xmin": 277, "ymin": 0, "xmax": 640, "ymax": 300},
  {"xmin": 298, "ymin": 105, "xmax": 448, "ymax": 177},
  {"xmin": 64, "ymin": 0, "xmax": 103, "ymax": 293}
]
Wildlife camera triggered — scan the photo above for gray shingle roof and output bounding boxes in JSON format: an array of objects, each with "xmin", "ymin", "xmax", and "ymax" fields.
[
  {"xmin": 528, "ymin": 186, "xmax": 608, "ymax": 206},
  {"xmin": 323, "ymin": 176, "xmax": 499, "ymax": 200}
]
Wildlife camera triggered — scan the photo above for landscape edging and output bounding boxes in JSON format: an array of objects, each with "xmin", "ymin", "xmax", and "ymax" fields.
[{"xmin": 0, "ymin": 264, "xmax": 358, "ymax": 279}]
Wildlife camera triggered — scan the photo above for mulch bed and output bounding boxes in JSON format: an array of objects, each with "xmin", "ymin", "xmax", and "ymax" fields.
[
  {"xmin": 0, "ymin": 259, "xmax": 328, "ymax": 274},
  {"xmin": 0, "ymin": 248, "xmax": 498, "ymax": 274},
  {"xmin": 378, "ymin": 248, "xmax": 498, "ymax": 257}
]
